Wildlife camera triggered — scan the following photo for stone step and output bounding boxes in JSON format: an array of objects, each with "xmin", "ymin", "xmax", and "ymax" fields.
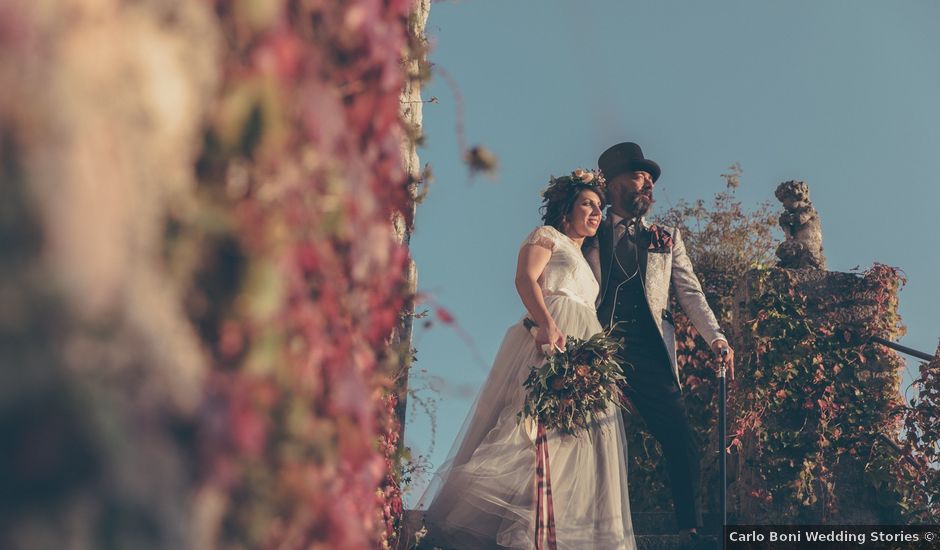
[
  {"xmin": 637, "ymin": 533, "xmax": 719, "ymax": 550},
  {"xmin": 631, "ymin": 512, "xmax": 724, "ymax": 535},
  {"xmin": 402, "ymin": 510, "xmax": 725, "ymax": 548},
  {"xmin": 408, "ymin": 534, "xmax": 719, "ymax": 550}
]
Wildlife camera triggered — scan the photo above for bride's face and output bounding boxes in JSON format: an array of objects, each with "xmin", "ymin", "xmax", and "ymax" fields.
[{"xmin": 565, "ymin": 189, "xmax": 603, "ymax": 238}]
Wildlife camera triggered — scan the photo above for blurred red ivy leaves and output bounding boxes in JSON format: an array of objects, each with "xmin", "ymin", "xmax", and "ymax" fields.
[{"xmin": 190, "ymin": 1, "xmax": 420, "ymax": 548}]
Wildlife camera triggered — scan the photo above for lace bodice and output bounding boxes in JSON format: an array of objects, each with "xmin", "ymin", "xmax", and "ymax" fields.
[{"xmin": 521, "ymin": 225, "xmax": 600, "ymax": 310}]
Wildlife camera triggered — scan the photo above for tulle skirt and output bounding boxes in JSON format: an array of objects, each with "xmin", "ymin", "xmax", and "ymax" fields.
[{"xmin": 418, "ymin": 296, "xmax": 635, "ymax": 549}]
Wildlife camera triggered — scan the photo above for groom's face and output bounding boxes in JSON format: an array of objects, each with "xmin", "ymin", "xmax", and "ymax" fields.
[{"xmin": 609, "ymin": 170, "xmax": 654, "ymax": 218}]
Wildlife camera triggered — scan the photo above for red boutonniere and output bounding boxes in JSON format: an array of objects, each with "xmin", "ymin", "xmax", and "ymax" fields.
[{"xmin": 645, "ymin": 225, "xmax": 674, "ymax": 252}]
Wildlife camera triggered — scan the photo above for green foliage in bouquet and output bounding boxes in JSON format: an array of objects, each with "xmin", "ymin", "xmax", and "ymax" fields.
[{"xmin": 519, "ymin": 330, "xmax": 628, "ymax": 436}]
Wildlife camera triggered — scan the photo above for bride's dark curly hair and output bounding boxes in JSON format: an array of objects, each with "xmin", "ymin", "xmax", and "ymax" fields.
[{"xmin": 539, "ymin": 169, "xmax": 607, "ymax": 231}]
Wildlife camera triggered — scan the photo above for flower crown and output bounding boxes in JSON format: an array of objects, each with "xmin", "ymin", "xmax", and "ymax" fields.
[{"xmin": 540, "ymin": 168, "xmax": 607, "ymax": 202}]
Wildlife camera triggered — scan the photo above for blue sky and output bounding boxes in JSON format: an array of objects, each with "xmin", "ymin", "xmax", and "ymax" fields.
[{"xmin": 405, "ymin": 0, "xmax": 940, "ymax": 506}]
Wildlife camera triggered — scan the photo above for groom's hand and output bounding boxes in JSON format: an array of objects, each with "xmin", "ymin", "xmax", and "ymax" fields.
[{"xmin": 711, "ymin": 339, "xmax": 735, "ymax": 381}]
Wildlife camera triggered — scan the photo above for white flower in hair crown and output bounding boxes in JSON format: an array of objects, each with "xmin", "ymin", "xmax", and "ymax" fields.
[
  {"xmin": 574, "ymin": 168, "xmax": 606, "ymax": 188},
  {"xmin": 540, "ymin": 168, "xmax": 606, "ymax": 199},
  {"xmin": 572, "ymin": 168, "xmax": 596, "ymax": 183}
]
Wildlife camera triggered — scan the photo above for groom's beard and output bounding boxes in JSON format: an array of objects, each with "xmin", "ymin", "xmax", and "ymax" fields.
[{"xmin": 620, "ymin": 190, "xmax": 653, "ymax": 219}]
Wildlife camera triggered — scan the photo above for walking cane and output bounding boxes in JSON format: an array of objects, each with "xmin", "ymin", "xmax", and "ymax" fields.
[{"xmin": 718, "ymin": 348, "xmax": 729, "ymax": 548}]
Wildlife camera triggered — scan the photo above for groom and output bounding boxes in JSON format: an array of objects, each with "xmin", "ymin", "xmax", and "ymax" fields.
[{"xmin": 584, "ymin": 142, "xmax": 734, "ymax": 539}]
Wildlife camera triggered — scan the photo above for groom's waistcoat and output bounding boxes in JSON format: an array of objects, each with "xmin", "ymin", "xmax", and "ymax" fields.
[
  {"xmin": 584, "ymin": 216, "xmax": 725, "ymax": 388},
  {"xmin": 596, "ymin": 222, "xmax": 672, "ymax": 376},
  {"xmin": 596, "ymin": 224, "xmax": 657, "ymax": 335}
]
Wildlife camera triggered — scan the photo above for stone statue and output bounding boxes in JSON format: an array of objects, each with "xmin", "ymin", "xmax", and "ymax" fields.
[{"xmin": 775, "ymin": 180, "xmax": 827, "ymax": 269}]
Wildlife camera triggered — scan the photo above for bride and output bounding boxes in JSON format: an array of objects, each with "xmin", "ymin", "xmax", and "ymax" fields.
[{"xmin": 418, "ymin": 170, "xmax": 636, "ymax": 549}]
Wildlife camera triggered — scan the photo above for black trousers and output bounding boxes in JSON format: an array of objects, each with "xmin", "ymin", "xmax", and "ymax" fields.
[{"xmin": 614, "ymin": 323, "xmax": 702, "ymax": 530}]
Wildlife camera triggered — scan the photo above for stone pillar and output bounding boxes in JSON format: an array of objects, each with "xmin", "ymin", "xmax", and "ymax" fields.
[{"xmin": 393, "ymin": 0, "xmax": 430, "ymax": 447}]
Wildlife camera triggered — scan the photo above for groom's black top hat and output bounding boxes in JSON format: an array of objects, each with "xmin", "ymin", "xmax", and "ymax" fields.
[{"xmin": 598, "ymin": 142, "xmax": 661, "ymax": 183}]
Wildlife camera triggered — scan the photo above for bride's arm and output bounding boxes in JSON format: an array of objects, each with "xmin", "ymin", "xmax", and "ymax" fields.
[{"xmin": 515, "ymin": 244, "xmax": 566, "ymax": 351}]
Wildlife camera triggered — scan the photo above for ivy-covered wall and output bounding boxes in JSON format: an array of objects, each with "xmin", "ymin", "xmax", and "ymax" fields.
[
  {"xmin": 730, "ymin": 265, "xmax": 911, "ymax": 523},
  {"xmin": 624, "ymin": 261, "xmax": 939, "ymax": 524},
  {"xmin": 0, "ymin": 1, "xmax": 425, "ymax": 548},
  {"xmin": 192, "ymin": 1, "xmax": 422, "ymax": 548}
]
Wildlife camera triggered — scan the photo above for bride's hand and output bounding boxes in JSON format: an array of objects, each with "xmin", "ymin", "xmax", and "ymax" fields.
[{"xmin": 535, "ymin": 322, "xmax": 566, "ymax": 353}]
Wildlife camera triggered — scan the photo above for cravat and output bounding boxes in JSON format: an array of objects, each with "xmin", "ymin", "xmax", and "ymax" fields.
[
  {"xmin": 614, "ymin": 219, "xmax": 639, "ymax": 277},
  {"xmin": 614, "ymin": 218, "xmax": 636, "ymax": 245}
]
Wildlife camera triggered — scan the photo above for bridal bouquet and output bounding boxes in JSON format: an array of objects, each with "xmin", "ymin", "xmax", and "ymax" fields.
[{"xmin": 519, "ymin": 325, "xmax": 629, "ymax": 436}]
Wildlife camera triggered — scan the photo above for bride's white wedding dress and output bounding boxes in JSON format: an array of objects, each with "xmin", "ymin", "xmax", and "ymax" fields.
[{"xmin": 420, "ymin": 225, "xmax": 636, "ymax": 550}]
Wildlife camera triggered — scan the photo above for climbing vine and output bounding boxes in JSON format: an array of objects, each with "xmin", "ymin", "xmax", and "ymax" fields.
[
  {"xmin": 186, "ymin": 1, "xmax": 421, "ymax": 548},
  {"xmin": 727, "ymin": 264, "xmax": 934, "ymax": 522}
]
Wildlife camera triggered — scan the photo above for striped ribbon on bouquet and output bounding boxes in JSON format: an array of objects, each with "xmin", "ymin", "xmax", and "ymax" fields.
[{"xmin": 534, "ymin": 421, "xmax": 557, "ymax": 550}]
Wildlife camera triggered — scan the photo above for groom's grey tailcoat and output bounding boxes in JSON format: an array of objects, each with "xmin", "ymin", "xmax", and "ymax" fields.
[{"xmin": 583, "ymin": 216, "xmax": 725, "ymax": 387}]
